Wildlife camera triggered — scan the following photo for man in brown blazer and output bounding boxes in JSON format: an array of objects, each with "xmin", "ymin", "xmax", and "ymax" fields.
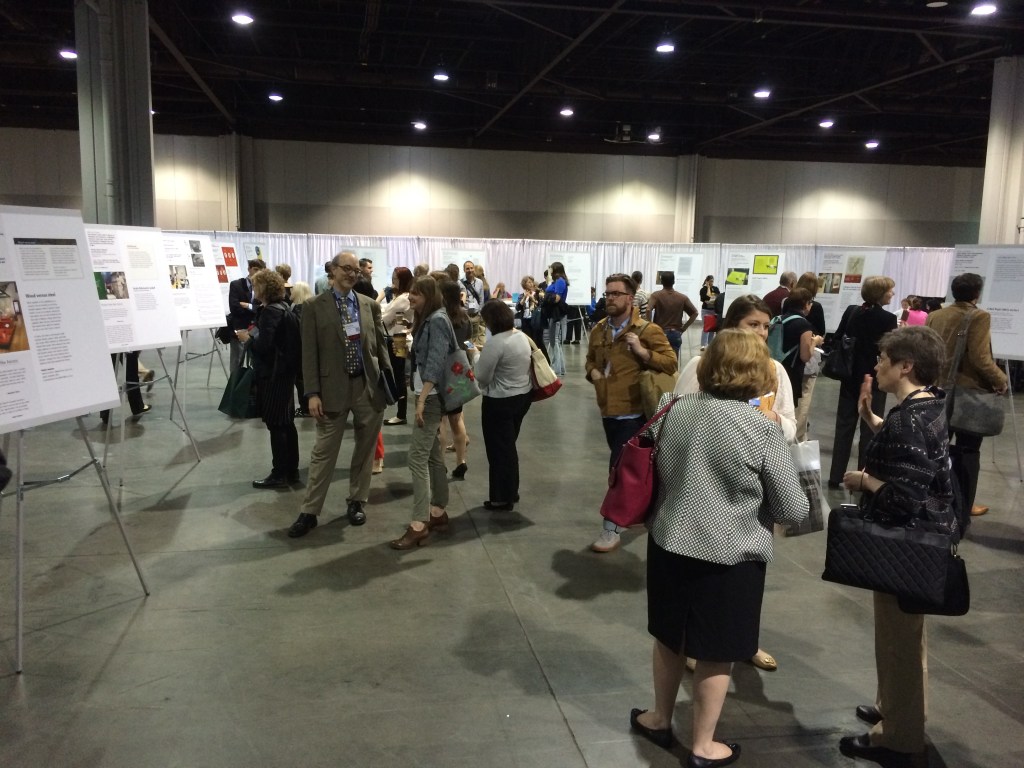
[{"xmin": 287, "ymin": 251, "xmax": 393, "ymax": 538}]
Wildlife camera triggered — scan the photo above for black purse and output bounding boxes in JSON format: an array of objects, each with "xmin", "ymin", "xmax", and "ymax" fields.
[
  {"xmin": 820, "ymin": 334, "xmax": 855, "ymax": 380},
  {"xmin": 822, "ymin": 503, "xmax": 969, "ymax": 615}
]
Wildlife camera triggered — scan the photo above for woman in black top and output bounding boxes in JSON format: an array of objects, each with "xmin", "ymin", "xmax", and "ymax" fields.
[
  {"xmin": 794, "ymin": 272, "xmax": 826, "ymax": 440},
  {"xmin": 827, "ymin": 276, "xmax": 898, "ymax": 487},
  {"xmin": 699, "ymin": 275, "xmax": 720, "ymax": 348},
  {"xmin": 777, "ymin": 289, "xmax": 820, "ymax": 406},
  {"xmin": 441, "ymin": 279, "xmax": 471, "ymax": 479}
]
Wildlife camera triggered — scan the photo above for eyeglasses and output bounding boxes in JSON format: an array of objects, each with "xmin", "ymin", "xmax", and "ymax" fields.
[
  {"xmin": 603, "ymin": 291, "xmax": 630, "ymax": 299},
  {"xmin": 333, "ymin": 264, "xmax": 359, "ymax": 274}
]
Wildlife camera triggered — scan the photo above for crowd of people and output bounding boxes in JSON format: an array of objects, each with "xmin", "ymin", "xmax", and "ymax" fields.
[{"xmin": 215, "ymin": 253, "xmax": 1003, "ymax": 768}]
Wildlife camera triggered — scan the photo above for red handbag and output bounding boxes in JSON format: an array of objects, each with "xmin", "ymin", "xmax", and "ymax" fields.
[
  {"xmin": 702, "ymin": 313, "xmax": 718, "ymax": 333},
  {"xmin": 599, "ymin": 397, "xmax": 680, "ymax": 528}
]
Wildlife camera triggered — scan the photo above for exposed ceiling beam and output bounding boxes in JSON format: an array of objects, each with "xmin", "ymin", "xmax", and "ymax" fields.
[{"xmin": 148, "ymin": 17, "xmax": 235, "ymax": 128}]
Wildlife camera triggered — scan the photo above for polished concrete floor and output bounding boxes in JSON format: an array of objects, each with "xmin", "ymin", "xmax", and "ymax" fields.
[{"xmin": 2, "ymin": 330, "xmax": 1022, "ymax": 768}]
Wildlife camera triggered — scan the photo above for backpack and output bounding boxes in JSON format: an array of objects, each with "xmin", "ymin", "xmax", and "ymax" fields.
[{"xmin": 767, "ymin": 314, "xmax": 802, "ymax": 366}]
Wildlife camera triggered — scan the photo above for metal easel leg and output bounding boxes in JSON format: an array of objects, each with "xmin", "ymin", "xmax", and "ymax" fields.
[
  {"xmin": 158, "ymin": 348, "xmax": 201, "ymax": 462},
  {"xmin": 1006, "ymin": 360, "xmax": 1022, "ymax": 483}
]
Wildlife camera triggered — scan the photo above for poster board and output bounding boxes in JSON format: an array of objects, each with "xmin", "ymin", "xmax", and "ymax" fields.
[
  {"xmin": 85, "ymin": 224, "xmax": 183, "ymax": 353},
  {"xmin": 162, "ymin": 233, "xmax": 226, "ymax": 330},
  {"xmin": 951, "ymin": 246, "xmax": 1024, "ymax": 360},
  {"xmin": 211, "ymin": 242, "xmax": 244, "ymax": 314},
  {"xmin": 549, "ymin": 251, "xmax": 592, "ymax": 305},
  {"xmin": 721, "ymin": 250, "xmax": 785, "ymax": 316},
  {"xmin": 341, "ymin": 246, "xmax": 389, "ymax": 297},
  {"xmin": 242, "ymin": 241, "xmax": 269, "ymax": 264},
  {"xmin": 816, "ymin": 247, "xmax": 887, "ymax": 332},
  {"xmin": 0, "ymin": 206, "xmax": 120, "ymax": 433},
  {"xmin": 656, "ymin": 251, "xmax": 704, "ymax": 290}
]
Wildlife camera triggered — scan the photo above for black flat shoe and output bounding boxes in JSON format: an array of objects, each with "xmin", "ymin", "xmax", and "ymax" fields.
[
  {"xmin": 629, "ymin": 708, "xmax": 674, "ymax": 750},
  {"xmin": 687, "ymin": 742, "xmax": 740, "ymax": 768},
  {"xmin": 483, "ymin": 500, "xmax": 514, "ymax": 511},
  {"xmin": 838, "ymin": 734, "xmax": 917, "ymax": 767},
  {"xmin": 451, "ymin": 463, "xmax": 468, "ymax": 480},
  {"xmin": 253, "ymin": 474, "xmax": 289, "ymax": 489},
  {"xmin": 287, "ymin": 513, "xmax": 318, "ymax": 538},
  {"xmin": 130, "ymin": 404, "xmax": 151, "ymax": 421},
  {"xmin": 347, "ymin": 500, "xmax": 366, "ymax": 526},
  {"xmin": 856, "ymin": 705, "xmax": 883, "ymax": 725}
]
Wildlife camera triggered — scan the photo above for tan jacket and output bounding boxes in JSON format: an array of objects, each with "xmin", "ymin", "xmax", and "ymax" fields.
[
  {"xmin": 926, "ymin": 301, "xmax": 1006, "ymax": 392},
  {"xmin": 585, "ymin": 309, "xmax": 677, "ymax": 416}
]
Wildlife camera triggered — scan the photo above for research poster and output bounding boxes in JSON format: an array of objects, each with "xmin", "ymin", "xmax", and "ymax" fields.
[
  {"xmin": 243, "ymin": 242, "xmax": 269, "ymax": 264},
  {"xmin": 721, "ymin": 251, "xmax": 785, "ymax": 316},
  {"xmin": 816, "ymin": 248, "xmax": 887, "ymax": 332},
  {"xmin": 549, "ymin": 251, "xmax": 592, "ymax": 305},
  {"xmin": 211, "ymin": 241, "xmax": 244, "ymax": 314},
  {"xmin": 656, "ymin": 252, "xmax": 704, "ymax": 290},
  {"xmin": 952, "ymin": 246, "xmax": 1024, "ymax": 360},
  {"xmin": 85, "ymin": 225, "xmax": 183, "ymax": 353},
  {"xmin": 341, "ymin": 246, "xmax": 389, "ymax": 297},
  {"xmin": 162, "ymin": 233, "xmax": 225, "ymax": 330},
  {"xmin": 0, "ymin": 205, "xmax": 119, "ymax": 433}
]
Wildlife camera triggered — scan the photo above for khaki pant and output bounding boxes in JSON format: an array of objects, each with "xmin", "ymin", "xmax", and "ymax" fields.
[{"xmin": 870, "ymin": 592, "xmax": 927, "ymax": 753}]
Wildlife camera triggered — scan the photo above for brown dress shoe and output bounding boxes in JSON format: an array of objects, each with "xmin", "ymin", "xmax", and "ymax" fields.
[
  {"xmin": 389, "ymin": 524, "xmax": 430, "ymax": 550},
  {"xmin": 425, "ymin": 511, "xmax": 449, "ymax": 532}
]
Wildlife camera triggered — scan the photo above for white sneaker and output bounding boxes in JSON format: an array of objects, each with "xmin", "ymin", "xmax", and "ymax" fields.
[{"xmin": 591, "ymin": 529, "xmax": 621, "ymax": 553}]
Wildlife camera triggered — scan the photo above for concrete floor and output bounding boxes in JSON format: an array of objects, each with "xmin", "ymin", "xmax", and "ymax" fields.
[{"xmin": 2, "ymin": 329, "xmax": 1022, "ymax": 768}]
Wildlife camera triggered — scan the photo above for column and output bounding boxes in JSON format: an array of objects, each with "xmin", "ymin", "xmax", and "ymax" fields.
[{"xmin": 979, "ymin": 56, "xmax": 1024, "ymax": 245}]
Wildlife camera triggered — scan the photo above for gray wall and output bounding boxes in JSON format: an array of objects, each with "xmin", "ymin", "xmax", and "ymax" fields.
[{"xmin": 0, "ymin": 127, "xmax": 983, "ymax": 246}]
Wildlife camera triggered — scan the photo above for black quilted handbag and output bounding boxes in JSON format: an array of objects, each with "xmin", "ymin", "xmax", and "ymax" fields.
[{"xmin": 822, "ymin": 503, "xmax": 959, "ymax": 608}]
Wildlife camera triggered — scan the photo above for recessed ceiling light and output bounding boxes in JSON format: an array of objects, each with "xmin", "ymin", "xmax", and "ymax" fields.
[
  {"xmin": 754, "ymin": 88, "xmax": 771, "ymax": 99},
  {"xmin": 59, "ymin": 49, "xmax": 77, "ymax": 60},
  {"xmin": 268, "ymin": 93, "xmax": 283, "ymax": 102},
  {"xmin": 433, "ymin": 69, "xmax": 449, "ymax": 82},
  {"xmin": 925, "ymin": 1, "xmax": 948, "ymax": 7},
  {"xmin": 150, "ymin": 109, "xmax": 156, "ymax": 116},
  {"xmin": 970, "ymin": 3, "xmax": 997, "ymax": 16},
  {"xmin": 656, "ymin": 40, "xmax": 675, "ymax": 54},
  {"xmin": 232, "ymin": 12, "xmax": 254, "ymax": 25},
  {"xmin": 865, "ymin": 140, "xmax": 880, "ymax": 149},
  {"xmin": 648, "ymin": 128, "xmax": 661, "ymax": 142},
  {"xmin": 559, "ymin": 107, "xmax": 574, "ymax": 117},
  {"xmin": 412, "ymin": 121, "xmax": 427, "ymax": 130},
  {"xmin": 819, "ymin": 119, "xmax": 834, "ymax": 128}
]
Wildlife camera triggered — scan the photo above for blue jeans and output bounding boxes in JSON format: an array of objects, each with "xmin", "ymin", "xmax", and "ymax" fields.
[
  {"xmin": 664, "ymin": 329, "xmax": 682, "ymax": 357},
  {"xmin": 700, "ymin": 309, "xmax": 717, "ymax": 347},
  {"xmin": 547, "ymin": 317, "xmax": 565, "ymax": 375}
]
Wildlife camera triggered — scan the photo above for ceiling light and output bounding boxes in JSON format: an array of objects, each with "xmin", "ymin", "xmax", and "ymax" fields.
[
  {"xmin": 232, "ymin": 12, "xmax": 254, "ymax": 25},
  {"xmin": 412, "ymin": 121, "xmax": 427, "ymax": 130},
  {"xmin": 656, "ymin": 40, "xmax": 675, "ymax": 54},
  {"xmin": 560, "ymin": 107, "xmax": 574, "ymax": 117},
  {"xmin": 819, "ymin": 119, "xmax": 834, "ymax": 128},
  {"xmin": 753, "ymin": 88, "xmax": 771, "ymax": 99},
  {"xmin": 925, "ymin": 1, "xmax": 948, "ymax": 7},
  {"xmin": 268, "ymin": 93, "xmax": 283, "ymax": 102},
  {"xmin": 970, "ymin": 3, "xmax": 997, "ymax": 15},
  {"xmin": 865, "ymin": 140, "xmax": 880, "ymax": 149},
  {"xmin": 433, "ymin": 69, "xmax": 449, "ymax": 82},
  {"xmin": 648, "ymin": 129, "xmax": 661, "ymax": 142},
  {"xmin": 59, "ymin": 49, "xmax": 77, "ymax": 60},
  {"xmin": 150, "ymin": 109, "xmax": 156, "ymax": 116}
]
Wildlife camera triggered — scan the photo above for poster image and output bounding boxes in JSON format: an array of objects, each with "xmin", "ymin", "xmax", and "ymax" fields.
[
  {"xmin": 191, "ymin": 252, "xmax": 206, "ymax": 268},
  {"xmin": 221, "ymin": 246, "xmax": 238, "ymax": 268},
  {"xmin": 189, "ymin": 239, "xmax": 202, "ymax": 254},
  {"xmin": 95, "ymin": 271, "xmax": 130, "ymax": 300},
  {"xmin": 843, "ymin": 256, "xmax": 865, "ymax": 283},
  {"xmin": 753, "ymin": 254, "xmax": 779, "ymax": 275},
  {"xmin": 819, "ymin": 272, "xmax": 842, "ymax": 294},
  {"xmin": 726, "ymin": 268, "xmax": 749, "ymax": 286},
  {"xmin": 0, "ymin": 280, "xmax": 28, "ymax": 352},
  {"xmin": 169, "ymin": 265, "xmax": 189, "ymax": 289},
  {"xmin": 216, "ymin": 264, "xmax": 228, "ymax": 283}
]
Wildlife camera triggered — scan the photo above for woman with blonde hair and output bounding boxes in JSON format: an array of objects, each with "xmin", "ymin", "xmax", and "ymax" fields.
[{"xmin": 632, "ymin": 329, "xmax": 807, "ymax": 766}]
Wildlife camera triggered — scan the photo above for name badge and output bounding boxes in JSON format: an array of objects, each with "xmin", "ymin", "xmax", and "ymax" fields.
[{"xmin": 344, "ymin": 320, "xmax": 360, "ymax": 339}]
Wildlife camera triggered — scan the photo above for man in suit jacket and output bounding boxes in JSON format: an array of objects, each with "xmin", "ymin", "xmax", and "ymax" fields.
[
  {"xmin": 227, "ymin": 258, "xmax": 265, "ymax": 373},
  {"xmin": 762, "ymin": 271, "xmax": 796, "ymax": 317},
  {"xmin": 287, "ymin": 251, "xmax": 394, "ymax": 538}
]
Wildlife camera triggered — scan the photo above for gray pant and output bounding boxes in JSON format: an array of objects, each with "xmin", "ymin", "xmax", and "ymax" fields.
[{"xmin": 408, "ymin": 395, "xmax": 449, "ymax": 518}]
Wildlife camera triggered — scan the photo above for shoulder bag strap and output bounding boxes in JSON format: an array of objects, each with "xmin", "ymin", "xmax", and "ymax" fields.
[{"xmin": 945, "ymin": 310, "xmax": 975, "ymax": 389}]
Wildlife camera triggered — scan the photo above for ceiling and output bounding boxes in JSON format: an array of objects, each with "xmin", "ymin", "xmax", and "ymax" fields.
[{"xmin": 3, "ymin": 1, "xmax": 1023, "ymax": 167}]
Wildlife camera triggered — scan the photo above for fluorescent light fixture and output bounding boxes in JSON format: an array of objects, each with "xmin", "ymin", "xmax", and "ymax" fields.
[
  {"xmin": 656, "ymin": 40, "xmax": 675, "ymax": 54},
  {"xmin": 925, "ymin": 1, "xmax": 948, "ymax": 7},
  {"xmin": 648, "ymin": 129, "xmax": 661, "ymax": 142},
  {"xmin": 819, "ymin": 119, "xmax": 834, "ymax": 128},
  {"xmin": 232, "ymin": 12, "xmax": 254, "ymax": 25},
  {"xmin": 412, "ymin": 121, "xmax": 427, "ymax": 130},
  {"xmin": 433, "ymin": 69, "xmax": 449, "ymax": 82},
  {"xmin": 59, "ymin": 49, "xmax": 77, "ymax": 60},
  {"xmin": 268, "ymin": 93, "xmax": 283, "ymax": 102},
  {"xmin": 753, "ymin": 88, "xmax": 771, "ymax": 99},
  {"xmin": 970, "ymin": 3, "xmax": 997, "ymax": 15},
  {"xmin": 865, "ymin": 140, "xmax": 880, "ymax": 149},
  {"xmin": 559, "ymin": 106, "xmax": 574, "ymax": 117}
]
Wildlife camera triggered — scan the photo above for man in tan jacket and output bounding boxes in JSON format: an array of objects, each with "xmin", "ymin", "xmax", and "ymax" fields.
[
  {"xmin": 926, "ymin": 272, "xmax": 1007, "ymax": 517},
  {"xmin": 586, "ymin": 272, "xmax": 676, "ymax": 552}
]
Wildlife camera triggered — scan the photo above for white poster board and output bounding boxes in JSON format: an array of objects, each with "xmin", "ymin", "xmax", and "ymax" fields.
[
  {"xmin": 0, "ymin": 206, "xmax": 120, "ymax": 433},
  {"xmin": 342, "ymin": 246, "xmax": 389, "ymax": 297},
  {"xmin": 85, "ymin": 225, "xmax": 183, "ymax": 354},
  {"xmin": 721, "ymin": 251, "xmax": 785, "ymax": 316},
  {"xmin": 816, "ymin": 248, "xmax": 887, "ymax": 332},
  {"xmin": 242, "ymin": 241, "xmax": 269, "ymax": 264},
  {"xmin": 162, "ymin": 233, "xmax": 226, "ymax": 330},
  {"xmin": 952, "ymin": 246, "xmax": 1024, "ymax": 361},
  {"xmin": 211, "ymin": 242, "xmax": 244, "ymax": 314},
  {"xmin": 656, "ymin": 252, "xmax": 704, "ymax": 290},
  {"xmin": 549, "ymin": 251, "xmax": 591, "ymax": 305}
]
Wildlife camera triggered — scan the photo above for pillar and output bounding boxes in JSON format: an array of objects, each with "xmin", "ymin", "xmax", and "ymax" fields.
[{"xmin": 979, "ymin": 57, "xmax": 1024, "ymax": 245}]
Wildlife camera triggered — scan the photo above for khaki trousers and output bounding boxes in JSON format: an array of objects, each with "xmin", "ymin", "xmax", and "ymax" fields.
[
  {"xmin": 301, "ymin": 382, "xmax": 383, "ymax": 516},
  {"xmin": 870, "ymin": 592, "xmax": 927, "ymax": 753}
]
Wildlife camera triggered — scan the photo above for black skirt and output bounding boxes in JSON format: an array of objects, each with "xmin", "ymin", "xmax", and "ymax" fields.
[
  {"xmin": 646, "ymin": 537, "xmax": 766, "ymax": 662},
  {"xmin": 256, "ymin": 375, "xmax": 295, "ymax": 427}
]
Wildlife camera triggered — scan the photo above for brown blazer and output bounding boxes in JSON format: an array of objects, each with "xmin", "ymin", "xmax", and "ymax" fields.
[
  {"xmin": 926, "ymin": 301, "xmax": 1006, "ymax": 392},
  {"xmin": 301, "ymin": 289, "xmax": 393, "ymax": 412}
]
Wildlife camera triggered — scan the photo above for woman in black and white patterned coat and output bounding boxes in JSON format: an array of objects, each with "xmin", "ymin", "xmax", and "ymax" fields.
[{"xmin": 630, "ymin": 329, "xmax": 808, "ymax": 768}]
